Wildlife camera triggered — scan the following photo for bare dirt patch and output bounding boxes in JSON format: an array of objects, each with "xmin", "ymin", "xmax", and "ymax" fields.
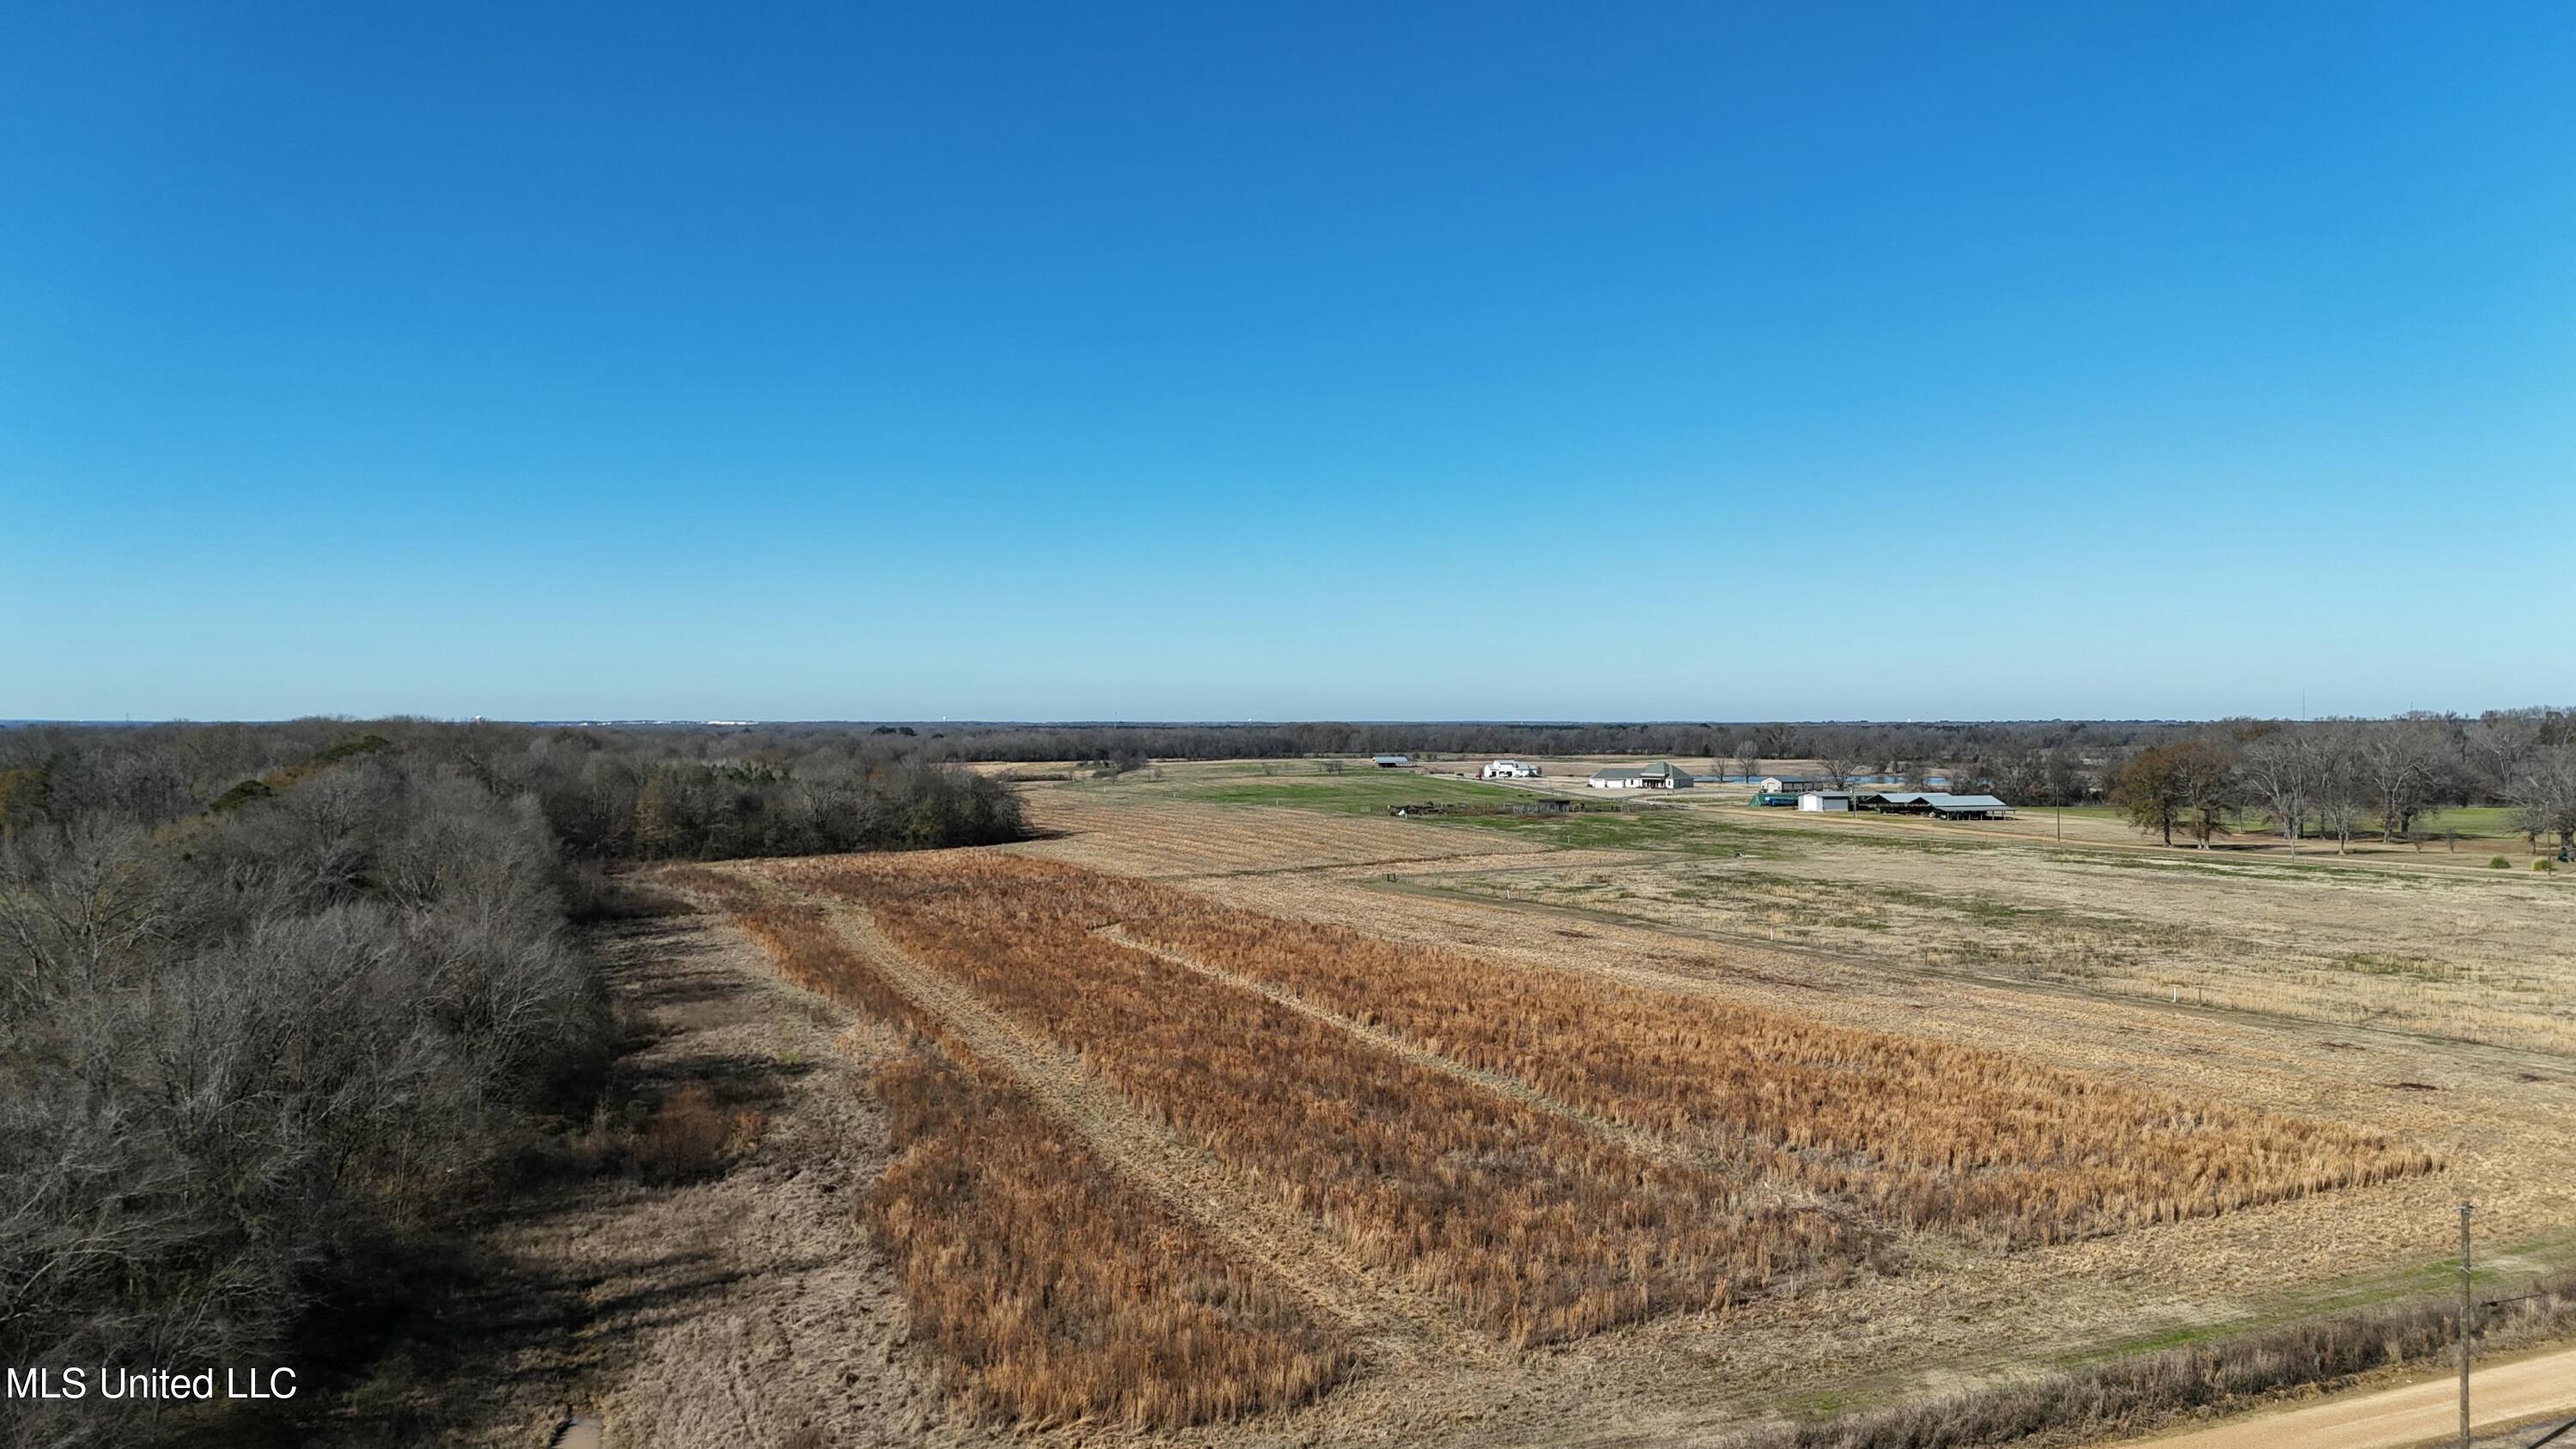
[{"xmin": 413, "ymin": 903, "xmax": 992, "ymax": 1449}]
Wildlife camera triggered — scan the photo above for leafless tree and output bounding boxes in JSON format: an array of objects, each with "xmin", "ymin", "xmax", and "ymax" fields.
[
  {"xmin": 2360, "ymin": 718, "xmax": 2446, "ymax": 843},
  {"xmin": 2236, "ymin": 729, "xmax": 2318, "ymax": 850},
  {"xmin": 2511, "ymin": 741, "xmax": 2576, "ymax": 856},
  {"xmin": 2309, "ymin": 725, "xmax": 2367, "ymax": 854}
]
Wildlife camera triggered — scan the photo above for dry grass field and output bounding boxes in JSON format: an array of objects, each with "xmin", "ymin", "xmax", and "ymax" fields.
[
  {"xmin": 668, "ymin": 868, "xmax": 1353, "ymax": 1428},
  {"xmin": 557, "ymin": 760, "xmax": 2576, "ymax": 1447},
  {"xmin": 1405, "ymin": 806, "xmax": 2576, "ymax": 1054},
  {"xmin": 788, "ymin": 853, "xmax": 1866, "ymax": 1345}
]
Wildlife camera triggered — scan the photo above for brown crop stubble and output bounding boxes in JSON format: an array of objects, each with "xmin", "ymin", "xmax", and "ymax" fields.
[
  {"xmin": 666, "ymin": 868, "xmax": 1352, "ymax": 1428},
  {"xmin": 1099, "ymin": 874, "xmax": 2437, "ymax": 1245},
  {"xmin": 787, "ymin": 855, "xmax": 1882, "ymax": 1348}
]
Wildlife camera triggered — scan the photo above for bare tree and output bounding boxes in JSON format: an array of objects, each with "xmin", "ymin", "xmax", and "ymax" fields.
[
  {"xmin": 2465, "ymin": 711, "xmax": 2543, "ymax": 801},
  {"xmin": 1730, "ymin": 740, "xmax": 1760, "ymax": 785},
  {"xmin": 2511, "ymin": 741, "xmax": 2576, "ymax": 857},
  {"xmin": 2236, "ymin": 729, "xmax": 2318, "ymax": 851},
  {"xmin": 1814, "ymin": 752, "xmax": 1858, "ymax": 795},
  {"xmin": 2360, "ymin": 718, "xmax": 2445, "ymax": 843},
  {"xmin": 2310, "ymin": 725, "xmax": 2366, "ymax": 855}
]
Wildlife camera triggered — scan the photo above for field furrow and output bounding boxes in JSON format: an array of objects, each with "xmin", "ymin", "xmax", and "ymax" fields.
[
  {"xmin": 1098, "ymin": 872, "xmax": 2438, "ymax": 1245},
  {"xmin": 1091, "ymin": 922, "xmax": 1711, "ymax": 1177},
  {"xmin": 666, "ymin": 868, "xmax": 1354, "ymax": 1428},
  {"xmin": 784, "ymin": 853, "xmax": 1880, "ymax": 1346}
]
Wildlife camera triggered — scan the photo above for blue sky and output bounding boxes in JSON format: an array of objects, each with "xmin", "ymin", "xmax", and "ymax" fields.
[{"xmin": 6, "ymin": 3, "xmax": 2571, "ymax": 721}]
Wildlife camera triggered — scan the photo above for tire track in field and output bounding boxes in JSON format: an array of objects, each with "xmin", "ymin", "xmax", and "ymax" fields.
[
  {"xmin": 1090, "ymin": 922, "xmax": 1713, "ymax": 1176},
  {"xmin": 734, "ymin": 866, "xmax": 1501, "ymax": 1375},
  {"xmin": 1153, "ymin": 848, "xmax": 1567, "ymax": 881}
]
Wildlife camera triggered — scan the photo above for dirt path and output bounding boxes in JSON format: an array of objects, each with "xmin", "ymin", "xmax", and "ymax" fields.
[
  {"xmin": 441, "ymin": 898, "xmax": 999, "ymax": 1449},
  {"xmin": 744, "ymin": 867, "xmax": 1503, "ymax": 1377},
  {"xmin": 2118, "ymin": 1344, "xmax": 2576, "ymax": 1447}
]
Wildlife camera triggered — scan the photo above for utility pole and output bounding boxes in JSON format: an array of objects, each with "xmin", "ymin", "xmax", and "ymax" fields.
[{"xmin": 2460, "ymin": 1200, "xmax": 2476, "ymax": 1449}]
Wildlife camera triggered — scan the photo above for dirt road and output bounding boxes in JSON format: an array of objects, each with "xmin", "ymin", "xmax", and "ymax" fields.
[{"xmin": 2125, "ymin": 1346, "xmax": 2576, "ymax": 1447}]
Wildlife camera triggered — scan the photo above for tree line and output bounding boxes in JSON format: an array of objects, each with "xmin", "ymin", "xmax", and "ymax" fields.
[
  {"xmin": 513, "ymin": 712, "xmax": 2569, "ymax": 823},
  {"xmin": 2105, "ymin": 709, "xmax": 2576, "ymax": 852},
  {"xmin": 0, "ymin": 721, "xmax": 1023, "ymax": 1447}
]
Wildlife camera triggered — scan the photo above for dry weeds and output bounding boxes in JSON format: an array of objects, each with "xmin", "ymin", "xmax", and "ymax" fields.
[
  {"xmin": 1106, "ymin": 874, "xmax": 2434, "ymax": 1244},
  {"xmin": 1449, "ymin": 841, "xmax": 2576, "ymax": 1053},
  {"xmin": 792, "ymin": 854, "xmax": 2429, "ymax": 1251},
  {"xmin": 631, "ymin": 1083, "xmax": 766, "ymax": 1183},
  {"xmin": 788, "ymin": 854, "xmax": 1880, "ymax": 1346},
  {"xmin": 670, "ymin": 867, "xmax": 1351, "ymax": 1428},
  {"xmin": 868, "ymin": 1041, "xmax": 1352, "ymax": 1427}
]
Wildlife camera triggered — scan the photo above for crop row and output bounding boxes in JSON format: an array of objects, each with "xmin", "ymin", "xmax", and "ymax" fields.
[
  {"xmin": 787, "ymin": 855, "xmax": 1883, "ymax": 1346},
  {"xmin": 669, "ymin": 868, "xmax": 1350, "ymax": 1427},
  {"xmin": 797, "ymin": 853, "xmax": 2432, "ymax": 1249},
  {"xmin": 1090, "ymin": 868, "xmax": 2438, "ymax": 1243}
]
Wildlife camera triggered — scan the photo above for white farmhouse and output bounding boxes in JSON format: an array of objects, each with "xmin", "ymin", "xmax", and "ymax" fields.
[
  {"xmin": 1480, "ymin": 759, "xmax": 1542, "ymax": 779},
  {"xmin": 1588, "ymin": 761, "xmax": 1694, "ymax": 790}
]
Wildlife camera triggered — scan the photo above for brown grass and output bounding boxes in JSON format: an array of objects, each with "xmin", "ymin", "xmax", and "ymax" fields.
[
  {"xmin": 667, "ymin": 867, "xmax": 1351, "ymax": 1428},
  {"xmin": 631, "ymin": 1084, "xmax": 764, "ymax": 1183},
  {"xmin": 1733, "ymin": 1266, "xmax": 2576, "ymax": 1448},
  {"xmin": 787, "ymin": 854, "xmax": 1882, "ymax": 1346},
  {"xmin": 869, "ymin": 1042, "xmax": 1351, "ymax": 1427},
  {"xmin": 1104, "ymin": 875, "xmax": 2436, "ymax": 1244},
  {"xmin": 799, "ymin": 854, "xmax": 2430, "ymax": 1251}
]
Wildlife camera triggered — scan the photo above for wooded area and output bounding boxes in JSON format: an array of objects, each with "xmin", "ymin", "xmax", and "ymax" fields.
[
  {"xmin": 2110, "ymin": 710, "xmax": 2576, "ymax": 852},
  {"xmin": 543, "ymin": 710, "xmax": 2572, "ymax": 821},
  {"xmin": 0, "ymin": 721, "xmax": 1022, "ymax": 1448}
]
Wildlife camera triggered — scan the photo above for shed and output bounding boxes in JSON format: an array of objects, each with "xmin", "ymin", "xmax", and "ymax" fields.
[
  {"xmin": 1372, "ymin": 754, "xmax": 1413, "ymax": 769},
  {"xmin": 1798, "ymin": 791, "xmax": 1853, "ymax": 812},
  {"xmin": 1856, "ymin": 791, "xmax": 2012, "ymax": 819}
]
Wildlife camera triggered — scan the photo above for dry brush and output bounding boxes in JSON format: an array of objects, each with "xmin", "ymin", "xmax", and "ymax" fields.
[
  {"xmin": 1112, "ymin": 870, "xmax": 2436, "ymax": 1243},
  {"xmin": 803, "ymin": 854, "xmax": 2430, "ymax": 1251},
  {"xmin": 670, "ymin": 868, "xmax": 1350, "ymax": 1428},
  {"xmin": 786, "ymin": 855, "xmax": 1882, "ymax": 1346}
]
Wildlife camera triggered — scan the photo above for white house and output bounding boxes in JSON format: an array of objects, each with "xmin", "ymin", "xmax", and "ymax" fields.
[
  {"xmin": 1480, "ymin": 759, "xmax": 1541, "ymax": 779},
  {"xmin": 1797, "ymin": 791, "xmax": 1853, "ymax": 812},
  {"xmin": 1589, "ymin": 761, "xmax": 1694, "ymax": 790}
]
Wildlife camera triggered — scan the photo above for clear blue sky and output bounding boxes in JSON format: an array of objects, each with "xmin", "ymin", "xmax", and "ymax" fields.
[{"xmin": 7, "ymin": 3, "xmax": 2571, "ymax": 722}]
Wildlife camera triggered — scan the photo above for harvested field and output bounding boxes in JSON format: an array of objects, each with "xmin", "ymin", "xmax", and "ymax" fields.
[
  {"xmin": 783, "ymin": 853, "xmax": 1878, "ymax": 1345},
  {"xmin": 790, "ymin": 854, "xmax": 2430, "ymax": 1251},
  {"xmin": 670, "ymin": 868, "xmax": 1352, "ymax": 1428},
  {"xmin": 1022, "ymin": 788, "xmax": 1552, "ymax": 878},
  {"xmin": 1101, "ymin": 880, "xmax": 2436, "ymax": 1244},
  {"xmin": 1419, "ymin": 831, "xmax": 2576, "ymax": 1053},
  {"xmin": 866, "ymin": 1042, "xmax": 1352, "ymax": 1427},
  {"xmin": 526, "ymin": 770, "xmax": 2576, "ymax": 1448}
]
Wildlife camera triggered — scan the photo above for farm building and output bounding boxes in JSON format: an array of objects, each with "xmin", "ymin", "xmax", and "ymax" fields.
[
  {"xmin": 1372, "ymin": 754, "xmax": 1413, "ymax": 769},
  {"xmin": 1589, "ymin": 762, "xmax": 1695, "ymax": 790},
  {"xmin": 1757, "ymin": 776, "xmax": 1832, "ymax": 795},
  {"xmin": 1856, "ymin": 791, "xmax": 2013, "ymax": 820},
  {"xmin": 1798, "ymin": 791, "xmax": 1854, "ymax": 812},
  {"xmin": 1480, "ymin": 759, "xmax": 1542, "ymax": 779}
]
